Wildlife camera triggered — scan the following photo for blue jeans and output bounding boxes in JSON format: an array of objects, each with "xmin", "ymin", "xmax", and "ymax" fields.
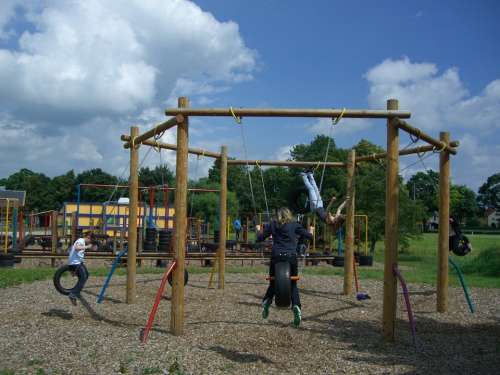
[{"xmin": 70, "ymin": 263, "xmax": 89, "ymax": 297}]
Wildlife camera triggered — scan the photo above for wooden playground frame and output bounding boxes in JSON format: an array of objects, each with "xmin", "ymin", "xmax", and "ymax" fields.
[{"xmin": 121, "ymin": 97, "xmax": 458, "ymax": 342}]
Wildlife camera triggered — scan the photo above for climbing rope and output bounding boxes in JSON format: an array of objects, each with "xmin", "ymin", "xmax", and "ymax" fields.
[
  {"xmin": 256, "ymin": 160, "xmax": 270, "ymax": 221},
  {"xmin": 318, "ymin": 108, "xmax": 346, "ymax": 193},
  {"xmin": 235, "ymin": 112, "xmax": 258, "ymax": 217}
]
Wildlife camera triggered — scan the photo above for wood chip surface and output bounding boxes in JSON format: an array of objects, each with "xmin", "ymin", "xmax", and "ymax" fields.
[{"xmin": 0, "ymin": 270, "xmax": 499, "ymax": 374}]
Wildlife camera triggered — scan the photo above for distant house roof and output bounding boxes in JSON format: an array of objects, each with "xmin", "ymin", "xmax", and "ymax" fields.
[
  {"xmin": 485, "ymin": 208, "xmax": 497, "ymax": 217},
  {"xmin": 0, "ymin": 189, "xmax": 26, "ymax": 206}
]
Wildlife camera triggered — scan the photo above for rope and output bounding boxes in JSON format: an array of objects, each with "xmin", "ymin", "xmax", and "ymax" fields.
[
  {"xmin": 238, "ymin": 119, "xmax": 258, "ymax": 217},
  {"xmin": 256, "ymin": 160, "xmax": 270, "ymax": 221},
  {"xmin": 230, "ymin": 106, "xmax": 242, "ymax": 124},
  {"xmin": 318, "ymin": 108, "xmax": 345, "ymax": 193},
  {"xmin": 189, "ymin": 155, "xmax": 201, "ymax": 218}
]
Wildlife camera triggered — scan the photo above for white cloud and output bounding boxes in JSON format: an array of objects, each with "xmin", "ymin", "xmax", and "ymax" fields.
[
  {"xmin": 0, "ymin": 0, "xmax": 256, "ymax": 180},
  {"xmin": 0, "ymin": 0, "xmax": 256, "ymax": 117},
  {"xmin": 365, "ymin": 57, "xmax": 500, "ymax": 189},
  {"xmin": 365, "ymin": 57, "xmax": 500, "ymax": 133},
  {"xmin": 309, "ymin": 117, "xmax": 373, "ymax": 136},
  {"xmin": 273, "ymin": 145, "xmax": 295, "ymax": 161}
]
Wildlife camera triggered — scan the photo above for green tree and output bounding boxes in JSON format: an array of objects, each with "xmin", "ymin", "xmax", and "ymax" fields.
[
  {"xmin": 47, "ymin": 171, "xmax": 76, "ymax": 209},
  {"xmin": 76, "ymin": 168, "xmax": 118, "ymax": 202},
  {"xmin": 406, "ymin": 170, "xmax": 439, "ymax": 218},
  {"xmin": 2, "ymin": 168, "xmax": 52, "ymax": 211},
  {"xmin": 450, "ymin": 185, "xmax": 479, "ymax": 224},
  {"xmin": 477, "ymin": 172, "xmax": 500, "ymax": 210}
]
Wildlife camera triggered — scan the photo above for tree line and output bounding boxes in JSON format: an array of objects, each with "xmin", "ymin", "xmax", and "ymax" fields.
[{"xmin": 2, "ymin": 136, "xmax": 498, "ymax": 249}]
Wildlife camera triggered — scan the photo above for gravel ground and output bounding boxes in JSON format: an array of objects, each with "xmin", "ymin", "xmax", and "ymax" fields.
[{"xmin": 0, "ymin": 269, "xmax": 499, "ymax": 375}]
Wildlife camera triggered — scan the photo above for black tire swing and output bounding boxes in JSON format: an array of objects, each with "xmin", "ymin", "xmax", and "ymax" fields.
[
  {"xmin": 167, "ymin": 269, "xmax": 189, "ymax": 287},
  {"xmin": 53, "ymin": 264, "xmax": 86, "ymax": 296},
  {"xmin": 274, "ymin": 261, "xmax": 293, "ymax": 307}
]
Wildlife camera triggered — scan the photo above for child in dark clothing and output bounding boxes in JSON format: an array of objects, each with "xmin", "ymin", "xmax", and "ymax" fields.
[{"xmin": 256, "ymin": 207, "xmax": 313, "ymax": 327}]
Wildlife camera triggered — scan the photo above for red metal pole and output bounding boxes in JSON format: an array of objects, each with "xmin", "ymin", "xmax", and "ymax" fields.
[{"xmin": 141, "ymin": 261, "xmax": 177, "ymax": 343}]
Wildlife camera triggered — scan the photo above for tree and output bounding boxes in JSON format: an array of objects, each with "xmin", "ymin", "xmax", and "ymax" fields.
[
  {"xmin": 76, "ymin": 169, "xmax": 119, "ymax": 202},
  {"xmin": 450, "ymin": 185, "xmax": 479, "ymax": 224},
  {"xmin": 47, "ymin": 171, "xmax": 77, "ymax": 209},
  {"xmin": 139, "ymin": 165, "xmax": 174, "ymax": 188},
  {"xmin": 477, "ymin": 172, "xmax": 500, "ymax": 210},
  {"xmin": 2, "ymin": 168, "xmax": 52, "ymax": 212},
  {"xmin": 406, "ymin": 170, "xmax": 439, "ymax": 219}
]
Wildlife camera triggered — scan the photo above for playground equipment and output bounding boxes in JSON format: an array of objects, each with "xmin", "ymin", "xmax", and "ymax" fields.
[
  {"xmin": 393, "ymin": 264, "xmax": 419, "ymax": 350},
  {"xmin": 448, "ymin": 257, "xmax": 475, "ymax": 313},
  {"xmin": 53, "ymin": 263, "xmax": 88, "ymax": 296},
  {"xmin": 119, "ymin": 97, "xmax": 458, "ymax": 343},
  {"xmin": 265, "ymin": 256, "xmax": 301, "ymax": 308},
  {"xmin": 352, "ymin": 255, "xmax": 370, "ymax": 301}
]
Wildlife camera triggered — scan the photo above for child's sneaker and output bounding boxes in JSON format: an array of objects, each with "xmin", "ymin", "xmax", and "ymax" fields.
[
  {"xmin": 262, "ymin": 299, "xmax": 271, "ymax": 319},
  {"xmin": 293, "ymin": 305, "xmax": 302, "ymax": 327}
]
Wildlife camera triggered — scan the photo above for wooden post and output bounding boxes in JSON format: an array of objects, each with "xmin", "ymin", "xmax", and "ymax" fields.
[
  {"xmin": 171, "ymin": 97, "xmax": 189, "ymax": 335},
  {"xmin": 218, "ymin": 145, "xmax": 228, "ymax": 289},
  {"xmin": 127, "ymin": 126, "xmax": 139, "ymax": 304},
  {"xmin": 51, "ymin": 211, "xmax": 58, "ymax": 267},
  {"xmin": 343, "ymin": 149, "xmax": 356, "ymax": 295},
  {"xmin": 383, "ymin": 99, "xmax": 400, "ymax": 342},
  {"xmin": 437, "ymin": 132, "xmax": 450, "ymax": 312}
]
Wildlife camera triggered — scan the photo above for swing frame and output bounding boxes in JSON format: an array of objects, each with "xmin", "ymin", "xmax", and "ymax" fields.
[{"xmin": 121, "ymin": 97, "xmax": 458, "ymax": 342}]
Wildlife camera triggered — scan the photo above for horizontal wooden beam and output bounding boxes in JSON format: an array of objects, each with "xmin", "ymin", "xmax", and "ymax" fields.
[
  {"xmin": 356, "ymin": 141, "xmax": 459, "ymax": 162},
  {"xmin": 165, "ymin": 107, "xmax": 411, "ymax": 119},
  {"xmin": 395, "ymin": 119, "xmax": 457, "ymax": 155},
  {"xmin": 227, "ymin": 159, "xmax": 346, "ymax": 168},
  {"xmin": 132, "ymin": 115, "xmax": 184, "ymax": 146},
  {"xmin": 121, "ymin": 135, "xmax": 221, "ymax": 158}
]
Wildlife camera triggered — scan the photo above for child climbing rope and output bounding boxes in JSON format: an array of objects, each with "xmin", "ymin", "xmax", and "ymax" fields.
[
  {"xmin": 256, "ymin": 207, "xmax": 313, "ymax": 327},
  {"xmin": 67, "ymin": 232, "xmax": 95, "ymax": 305},
  {"xmin": 300, "ymin": 171, "xmax": 346, "ymax": 231}
]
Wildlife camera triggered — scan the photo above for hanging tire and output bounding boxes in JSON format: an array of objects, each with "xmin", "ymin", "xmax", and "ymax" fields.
[
  {"xmin": 0, "ymin": 254, "xmax": 15, "ymax": 267},
  {"xmin": 53, "ymin": 264, "xmax": 86, "ymax": 296},
  {"xmin": 274, "ymin": 261, "xmax": 292, "ymax": 308},
  {"xmin": 358, "ymin": 255, "xmax": 373, "ymax": 266},
  {"xmin": 167, "ymin": 269, "xmax": 189, "ymax": 286},
  {"xmin": 333, "ymin": 256, "xmax": 344, "ymax": 267}
]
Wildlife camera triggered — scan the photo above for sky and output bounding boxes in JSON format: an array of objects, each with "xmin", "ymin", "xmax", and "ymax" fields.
[{"xmin": 0, "ymin": 0, "xmax": 499, "ymax": 191}]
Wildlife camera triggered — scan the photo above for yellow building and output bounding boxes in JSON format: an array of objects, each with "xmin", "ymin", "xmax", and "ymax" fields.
[{"xmin": 63, "ymin": 201, "xmax": 174, "ymax": 236}]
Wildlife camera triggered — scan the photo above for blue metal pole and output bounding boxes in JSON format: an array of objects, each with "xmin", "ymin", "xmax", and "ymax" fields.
[{"xmin": 97, "ymin": 247, "xmax": 128, "ymax": 303}]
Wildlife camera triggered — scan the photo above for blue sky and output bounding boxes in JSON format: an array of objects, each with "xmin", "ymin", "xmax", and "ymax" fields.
[{"xmin": 0, "ymin": 0, "xmax": 499, "ymax": 191}]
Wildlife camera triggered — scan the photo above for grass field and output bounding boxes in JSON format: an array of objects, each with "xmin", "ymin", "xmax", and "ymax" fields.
[{"xmin": 0, "ymin": 233, "xmax": 498, "ymax": 289}]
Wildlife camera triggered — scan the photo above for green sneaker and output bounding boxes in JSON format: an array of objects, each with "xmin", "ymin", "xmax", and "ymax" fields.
[
  {"xmin": 262, "ymin": 299, "xmax": 271, "ymax": 319},
  {"xmin": 293, "ymin": 305, "xmax": 302, "ymax": 327}
]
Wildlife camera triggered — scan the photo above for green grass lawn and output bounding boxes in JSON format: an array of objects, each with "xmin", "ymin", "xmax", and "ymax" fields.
[{"xmin": 1, "ymin": 233, "xmax": 499, "ymax": 289}]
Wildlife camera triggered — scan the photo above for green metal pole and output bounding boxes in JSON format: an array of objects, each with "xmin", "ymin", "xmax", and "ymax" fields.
[{"xmin": 448, "ymin": 257, "xmax": 475, "ymax": 313}]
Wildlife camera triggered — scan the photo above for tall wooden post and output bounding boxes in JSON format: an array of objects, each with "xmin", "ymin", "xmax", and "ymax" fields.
[
  {"xmin": 51, "ymin": 211, "xmax": 58, "ymax": 267},
  {"xmin": 127, "ymin": 126, "xmax": 139, "ymax": 304},
  {"xmin": 383, "ymin": 99, "xmax": 400, "ymax": 342},
  {"xmin": 437, "ymin": 132, "xmax": 450, "ymax": 312},
  {"xmin": 343, "ymin": 149, "xmax": 356, "ymax": 295},
  {"xmin": 171, "ymin": 97, "xmax": 189, "ymax": 335},
  {"xmin": 218, "ymin": 145, "xmax": 228, "ymax": 289}
]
